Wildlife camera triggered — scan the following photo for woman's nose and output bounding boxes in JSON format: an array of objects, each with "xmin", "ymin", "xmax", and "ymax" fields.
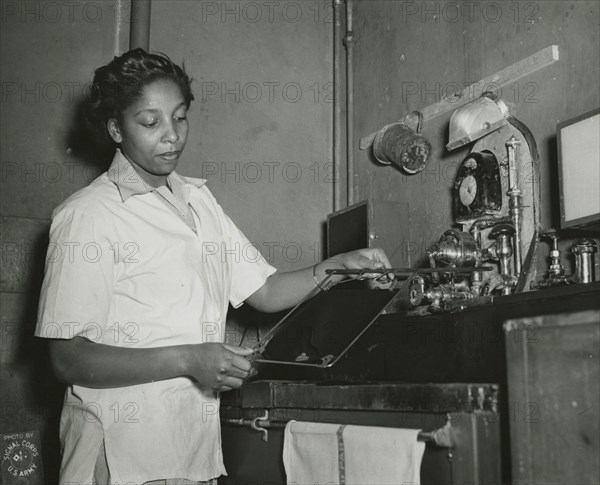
[{"xmin": 161, "ymin": 121, "xmax": 179, "ymax": 143}]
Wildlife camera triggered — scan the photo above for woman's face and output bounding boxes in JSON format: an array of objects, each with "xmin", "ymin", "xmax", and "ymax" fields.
[{"xmin": 108, "ymin": 79, "xmax": 189, "ymax": 187}]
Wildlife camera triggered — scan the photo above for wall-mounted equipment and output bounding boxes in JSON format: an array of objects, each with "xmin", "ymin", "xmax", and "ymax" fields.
[
  {"xmin": 406, "ymin": 93, "xmax": 542, "ymax": 310},
  {"xmin": 371, "ymin": 111, "xmax": 432, "ymax": 174},
  {"xmin": 454, "ymin": 151, "xmax": 503, "ymax": 222},
  {"xmin": 446, "ymin": 95, "xmax": 510, "ymax": 151},
  {"xmin": 326, "ymin": 199, "xmax": 411, "ymax": 268},
  {"xmin": 557, "ymin": 108, "xmax": 600, "ymax": 232}
]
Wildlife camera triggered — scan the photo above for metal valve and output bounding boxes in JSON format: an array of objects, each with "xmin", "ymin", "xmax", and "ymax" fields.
[
  {"xmin": 488, "ymin": 223, "xmax": 517, "ymax": 295},
  {"xmin": 542, "ymin": 231, "xmax": 565, "ymax": 276}
]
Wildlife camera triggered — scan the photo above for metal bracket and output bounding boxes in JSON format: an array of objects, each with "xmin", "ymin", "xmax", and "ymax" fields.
[{"xmin": 251, "ymin": 410, "xmax": 270, "ymax": 442}]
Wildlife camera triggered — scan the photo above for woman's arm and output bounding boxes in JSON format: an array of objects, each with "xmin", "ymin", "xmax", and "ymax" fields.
[
  {"xmin": 245, "ymin": 248, "xmax": 393, "ymax": 313},
  {"xmin": 49, "ymin": 337, "xmax": 253, "ymax": 391}
]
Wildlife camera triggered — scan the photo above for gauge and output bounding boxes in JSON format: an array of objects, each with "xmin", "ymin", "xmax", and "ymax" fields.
[
  {"xmin": 454, "ymin": 151, "xmax": 502, "ymax": 222},
  {"xmin": 459, "ymin": 174, "xmax": 477, "ymax": 206},
  {"xmin": 408, "ymin": 276, "xmax": 425, "ymax": 307}
]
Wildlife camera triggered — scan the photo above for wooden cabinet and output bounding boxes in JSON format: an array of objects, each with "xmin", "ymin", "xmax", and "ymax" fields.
[
  {"xmin": 220, "ymin": 382, "xmax": 502, "ymax": 485},
  {"xmin": 504, "ymin": 310, "xmax": 600, "ymax": 484}
]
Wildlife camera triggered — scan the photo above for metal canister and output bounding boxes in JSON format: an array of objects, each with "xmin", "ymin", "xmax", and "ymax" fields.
[
  {"xmin": 372, "ymin": 111, "xmax": 432, "ymax": 174},
  {"xmin": 572, "ymin": 239, "xmax": 597, "ymax": 284}
]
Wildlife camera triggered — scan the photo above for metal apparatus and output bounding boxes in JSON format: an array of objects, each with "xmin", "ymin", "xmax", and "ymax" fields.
[
  {"xmin": 372, "ymin": 111, "xmax": 432, "ymax": 174},
  {"xmin": 573, "ymin": 239, "xmax": 597, "ymax": 283},
  {"xmin": 531, "ymin": 234, "xmax": 598, "ymax": 288},
  {"xmin": 407, "ymin": 94, "xmax": 542, "ymax": 311},
  {"xmin": 222, "ymin": 409, "xmax": 454, "ymax": 446}
]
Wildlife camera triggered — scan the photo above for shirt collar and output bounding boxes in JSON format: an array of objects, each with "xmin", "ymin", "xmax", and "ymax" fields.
[{"xmin": 107, "ymin": 149, "xmax": 207, "ymax": 203}]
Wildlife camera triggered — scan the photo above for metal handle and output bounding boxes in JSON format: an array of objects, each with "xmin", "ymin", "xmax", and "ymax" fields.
[{"xmin": 404, "ymin": 110, "xmax": 424, "ymax": 133}]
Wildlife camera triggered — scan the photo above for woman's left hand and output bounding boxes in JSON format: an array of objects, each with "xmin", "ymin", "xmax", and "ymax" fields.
[{"xmin": 325, "ymin": 248, "xmax": 395, "ymax": 284}]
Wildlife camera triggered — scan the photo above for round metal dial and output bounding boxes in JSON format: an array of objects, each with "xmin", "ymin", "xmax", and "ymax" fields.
[
  {"xmin": 408, "ymin": 276, "xmax": 425, "ymax": 307},
  {"xmin": 459, "ymin": 174, "xmax": 477, "ymax": 206}
]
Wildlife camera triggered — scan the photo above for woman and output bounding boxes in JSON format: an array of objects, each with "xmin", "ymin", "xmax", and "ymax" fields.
[{"xmin": 36, "ymin": 48, "xmax": 392, "ymax": 485}]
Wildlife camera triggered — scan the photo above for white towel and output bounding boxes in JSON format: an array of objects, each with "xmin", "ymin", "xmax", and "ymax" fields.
[
  {"xmin": 344, "ymin": 425, "xmax": 425, "ymax": 484},
  {"xmin": 283, "ymin": 421, "xmax": 343, "ymax": 484},
  {"xmin": 283, "ymin": 421, "xmax": 426, "ymax": 485}
]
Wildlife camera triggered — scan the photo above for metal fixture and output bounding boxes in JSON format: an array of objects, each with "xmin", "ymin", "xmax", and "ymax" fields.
[
  {"xmin": 505, "ymin": 136, "xmax": 523, "ymax": 277},
  {"xmin": 446, "ymin": 93, "xmax": 509, "ymax": 150},
  {"xmin": 129, "ymin": 0, "xmax": 152, "ymax": 50},
  {"xmin": 546, "ymin": 231, "xmax": 565, "ymax": 277},
  {"xmin": 488, "ymin": 223, "xmax": 516, "ymax": 295},
  {"xmin": 333, "ymin": 0, "xmax": 342, "ymax": 211},
  {"xmin": 222, "ymin": 409, "xmax": 454, "ymax": 446},
  {"xmin": 345, "ymin": 0, "xmax": 355, "ymax": 205},
  {"xmin": 372, "ymin": 111, "xmax": 432, "ymax": 174},
  {"xmin": 573, "ymin": 239, "xmax": 597, "ymax": 284},
  {"xmin": 532, "ymin": 234, "xmax": 597, "ymax": 288},
  {"xmin": 401, "ymin": 94, "xmax": 541, "ymax": 310},
  {"xmin": 428, "ymin": 229, "xmax": 480, "ymax": 268}
]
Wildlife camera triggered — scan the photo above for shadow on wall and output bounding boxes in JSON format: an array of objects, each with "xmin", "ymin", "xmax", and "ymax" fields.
[{"xmin": 65, "ymin": 96, "xmax": 116, "ymax": 174}]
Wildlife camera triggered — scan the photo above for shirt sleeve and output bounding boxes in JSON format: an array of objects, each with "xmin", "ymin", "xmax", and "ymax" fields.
[
  {"xmin": 222, "ymin": 212, "xmax": 277, "ymax": 308},
  {"xmin": 35, "ymin": 204, "xmax": 114, "ymax": 341}
]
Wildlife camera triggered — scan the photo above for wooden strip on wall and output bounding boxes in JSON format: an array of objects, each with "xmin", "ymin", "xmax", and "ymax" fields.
[{"xmin": 360, "ymin": 45, "xmax": 560, "ymax": 150}]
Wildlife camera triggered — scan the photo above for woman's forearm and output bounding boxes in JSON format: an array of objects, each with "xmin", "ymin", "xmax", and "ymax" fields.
[
  {"xmin": 246, "ymin": 248, "xmax": 394, "ymax": 313},
  {"xmin": 49, "ymin": 336, "xmax": 188, "ymax": 388},
  {"xmin": 245, "ymin": 259, "xmax": 346, "ymax": 313},
  {"xmin": 48, "ymin": 336, "xmax": 253, "ymax": 391}
]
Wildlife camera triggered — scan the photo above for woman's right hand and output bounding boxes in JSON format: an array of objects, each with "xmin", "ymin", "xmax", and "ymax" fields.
[{"xmin": 183, "ymin": 343, "xmax": 254, "ymax": 392}]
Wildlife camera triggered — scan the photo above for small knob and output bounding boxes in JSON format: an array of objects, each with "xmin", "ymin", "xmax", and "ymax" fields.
[
  {"xmin": 572, "ymin": 239, "xmax": 598, "ymax": 255},
  {"xmin": 489, "ymin": 223, "xmax": 516, "ymax": 239}
]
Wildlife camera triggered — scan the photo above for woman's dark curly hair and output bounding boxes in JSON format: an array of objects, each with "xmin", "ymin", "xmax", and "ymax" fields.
[{"xmin": 85, "ymin": 48, "xmax": 194, "ymax": 147}]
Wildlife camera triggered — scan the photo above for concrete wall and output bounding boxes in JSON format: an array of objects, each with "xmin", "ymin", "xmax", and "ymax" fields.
[
  {"xmin": 1, "ymin": 1, "xmax": 130, "ymax": 479},
  {"xmin": 352, "ymin": 0, "xmax": 600, "ymax": 274}
]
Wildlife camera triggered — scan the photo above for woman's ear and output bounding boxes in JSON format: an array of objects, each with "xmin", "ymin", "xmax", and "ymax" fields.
[{"xmin": 107, "ymin": 118, "xmax": 122, "ymax": 144}]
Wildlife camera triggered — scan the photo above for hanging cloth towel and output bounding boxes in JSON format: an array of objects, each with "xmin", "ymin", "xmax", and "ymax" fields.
[
  {"xmin": 283, "ymin": 421, "xmax": 426, "ymax": 485},
  {"xmin": 283, "ymin": 421, "xmax": 342, "ymax": 484},
  {"xmin": 344, "ymin": 424, "xmax": 425, "ymax": 484}
]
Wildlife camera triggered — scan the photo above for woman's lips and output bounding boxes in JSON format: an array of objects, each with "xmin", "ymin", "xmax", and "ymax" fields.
[{"xmin": 157, "ymin": 151, "xmax": 181, "ymax": 161}]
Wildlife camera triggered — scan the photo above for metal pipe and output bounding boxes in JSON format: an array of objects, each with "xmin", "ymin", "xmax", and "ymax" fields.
[
  {"xmin": 325, "ymin": 266, "xmax": 494, "ymax": 276},
  {"xmin": 221, "ymin": 416, "xmax": 452, "ymax": 447},
  {"xmin": 129, "ymin": 0, "xmax": 152, "ymax": 51},
  {"xmin": 333, "ymin": 0, "xmax": 342, "ymax": 212},
  {"xmin": 506, "ymin": 136, "xmax": 523, "ymax": 277},
  {"xmin": 345, "ymin": 0, "xmax": 354, "ymax": 206}
]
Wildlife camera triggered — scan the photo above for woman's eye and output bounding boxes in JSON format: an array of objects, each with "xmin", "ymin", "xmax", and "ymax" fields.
[
  {"xmin": 175, "ymin": 115, "xmax": 187, "ymax": 122},
  {"xmin": 141, "ymin": 119, "xmax": 157, "ymax": 128}
]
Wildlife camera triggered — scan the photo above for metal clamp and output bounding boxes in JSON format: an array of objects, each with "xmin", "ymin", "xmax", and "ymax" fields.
[{"xmin": 251, "ymin": 410, "xmax": 270, "ymax": 442}]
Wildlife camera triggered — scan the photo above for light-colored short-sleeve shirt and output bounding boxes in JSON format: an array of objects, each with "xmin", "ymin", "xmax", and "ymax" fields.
[{"xmin": 35, "ymin": 150, "xmax": 276, "ymax": 484}]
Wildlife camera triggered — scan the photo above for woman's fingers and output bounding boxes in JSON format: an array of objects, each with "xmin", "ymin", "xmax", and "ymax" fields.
[
  {"xmin": 348, "ymin": 249, "xmax": 394, "ymax": 280},
  {"xmin": 223, "ymin": 344, "xmax": 254, "ymax": 356},
  {"xmin": 372, "ymin": 248, "xmax": 393, "ymax": 269}
]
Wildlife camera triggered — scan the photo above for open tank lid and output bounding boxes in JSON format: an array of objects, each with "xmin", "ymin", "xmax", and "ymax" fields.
[{"xmin": 252, "ymin": 282, "xmax": 399, "ymax": 369}]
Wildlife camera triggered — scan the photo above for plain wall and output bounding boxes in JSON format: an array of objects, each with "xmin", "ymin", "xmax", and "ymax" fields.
[{"xmin": 0, "ymin": 1, "xmax": 129, "ymax": 479}]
